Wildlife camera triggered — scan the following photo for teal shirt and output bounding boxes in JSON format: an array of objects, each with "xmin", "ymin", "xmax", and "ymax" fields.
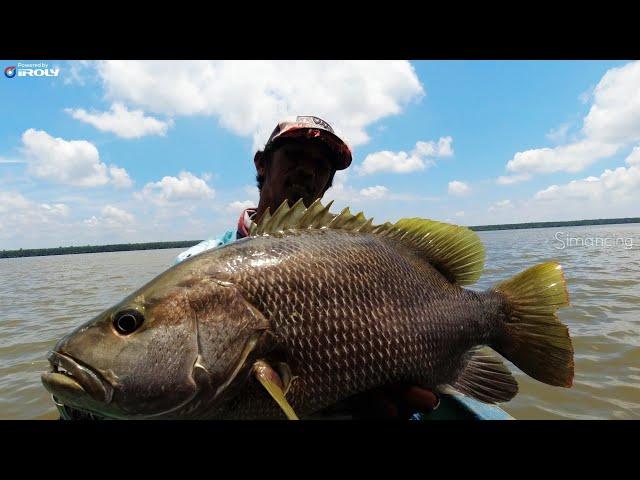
[{"xmin": 173, "ymin": 229, "xmax": 237, "ymax": 265}]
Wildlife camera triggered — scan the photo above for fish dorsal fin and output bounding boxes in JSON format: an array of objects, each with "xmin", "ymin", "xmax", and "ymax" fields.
[
  {"xmin": 249, "ymin": 200, "xmax": 484, "ymax": 286},
  {"xmin": 384, "ymin": 217, "xmax": 485, "ymax": 286},
  {"xmin": 249, "ymin": 199, "xmax": 377, "ymax": 236}
]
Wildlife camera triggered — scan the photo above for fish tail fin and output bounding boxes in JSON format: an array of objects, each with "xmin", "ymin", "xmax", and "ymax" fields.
[{"xmin": 491, "ymin": 262, "xmax": 574, "ymax": 387}]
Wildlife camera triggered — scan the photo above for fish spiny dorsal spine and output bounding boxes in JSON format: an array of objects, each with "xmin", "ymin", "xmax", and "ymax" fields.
[{"xmin": 249, "ymin": 199, "xmax": 485, "ymax": 286}]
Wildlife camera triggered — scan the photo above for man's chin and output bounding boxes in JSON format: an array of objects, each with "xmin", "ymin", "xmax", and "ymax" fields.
[{"xmin": 286, "ymin": 192, "xmax": 316, "ymax": 207}]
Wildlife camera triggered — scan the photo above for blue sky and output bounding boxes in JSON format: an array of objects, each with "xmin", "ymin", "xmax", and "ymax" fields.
[{"xmin": 1, "ymin": 60, "xmax": 639, "ymax": 249}]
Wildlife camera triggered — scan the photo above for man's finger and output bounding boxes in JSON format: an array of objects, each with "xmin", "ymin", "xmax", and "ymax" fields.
[{"xmin": 402, "ymin": 386, "xmax": 440, "ymax": 412}]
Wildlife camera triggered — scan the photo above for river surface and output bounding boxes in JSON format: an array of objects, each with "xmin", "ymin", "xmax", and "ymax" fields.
[{"xmin": 1, "ymin": 224, "xmax": 639, "ymax": 419}]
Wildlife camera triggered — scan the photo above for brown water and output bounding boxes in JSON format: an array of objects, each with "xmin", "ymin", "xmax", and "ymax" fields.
[{"xmin": 1, "ymin": 225, "xmax": 639, "ymax": 419}]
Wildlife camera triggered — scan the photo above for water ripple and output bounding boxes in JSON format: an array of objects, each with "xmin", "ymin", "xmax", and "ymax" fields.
[
  {"xmin": 1, "ymin": 225, "xmax": 639, "ymax": 419},
  {"xmin": 0, "ymin": 248, "xmax": 185, "ymax": 420}
]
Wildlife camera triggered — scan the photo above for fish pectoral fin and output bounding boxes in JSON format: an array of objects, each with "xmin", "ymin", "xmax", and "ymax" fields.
[
  {"xmin": 252, "ymin": 360, "xmax": 299, "ymax": 420},
  {"xmin": 440, "ymin": 347, "xmax": 518, "ymax": 404},
  {"xmin": 275, "ymin": 362, "xmax": 294, "ymax": 396}
]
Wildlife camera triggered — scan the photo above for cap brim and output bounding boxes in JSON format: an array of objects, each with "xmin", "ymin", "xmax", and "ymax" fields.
[{"xmin": 270, "ymin": 128, "xmax": 352, "ymax": 170}]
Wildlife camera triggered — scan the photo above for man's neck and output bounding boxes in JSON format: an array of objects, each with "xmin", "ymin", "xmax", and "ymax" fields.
[
  {"xmin": 254, "ymin": 196, "xmax": 275, "ymax": 224},
  {"xmin": 253, "ymin": 196, "xmax": 273, "ymax": 222},
  {"xmin": 254, "ymin": 205, "xmax": 268, "ymax": 224}
]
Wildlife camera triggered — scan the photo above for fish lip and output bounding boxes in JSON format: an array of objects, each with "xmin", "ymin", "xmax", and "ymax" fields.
[{"xmin": 44, "ymin": 351, "xmax": 114, "ymax": 404}]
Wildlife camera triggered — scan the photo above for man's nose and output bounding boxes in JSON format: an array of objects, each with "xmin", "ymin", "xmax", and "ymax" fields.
[
  {"xmin": 291, "ymin": 164, "xmax": 314, "ymax": 180},
  {"xmin": 296, "ymin": 153, "xmax": 321, "ymax": 168}
]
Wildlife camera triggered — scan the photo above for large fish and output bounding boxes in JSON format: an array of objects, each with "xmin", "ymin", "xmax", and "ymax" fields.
[{"xmin": 42, "ymin": 200, "xmax": 574, "ymax": 419}]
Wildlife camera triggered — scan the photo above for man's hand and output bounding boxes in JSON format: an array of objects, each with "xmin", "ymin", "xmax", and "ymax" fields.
[
  {"xmin": 314, "ymin": 383, "xmax": 440, "ymax": 419},
  {"xmin": 349, "ymin": 383, "xmax": 440, "ymax": 419}
]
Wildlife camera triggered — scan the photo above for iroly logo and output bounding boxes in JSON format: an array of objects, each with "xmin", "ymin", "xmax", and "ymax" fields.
[{"xmin": 5, "ymin": 62, "xmax": 59, "ymax": 78}]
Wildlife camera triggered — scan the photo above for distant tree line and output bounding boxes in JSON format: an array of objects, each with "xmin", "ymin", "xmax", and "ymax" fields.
[
  {"xmin": 0, "ymin": 241, "xmax": 202, "ymax": 259},
  {"xmin": 2, "ymin": 217, "xmax": 639, "ymax": 259},
  {"xmin": 469, "ymin": 217, "xmax": 640, "ymax": 232}
]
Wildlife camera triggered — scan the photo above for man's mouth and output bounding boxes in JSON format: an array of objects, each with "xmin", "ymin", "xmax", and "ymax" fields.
[
  {"xmin": 289, "ymin": 184, "xmax": 310, "ymax": 193},
  {"xmin": 285, "ymin": 180, "xmax": 313, "ymax": 198}
]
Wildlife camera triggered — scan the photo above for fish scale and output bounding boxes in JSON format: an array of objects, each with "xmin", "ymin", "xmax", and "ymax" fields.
[
  {"xmin": 209, "ymin": 229, "xmax": 481, "ymax": 418},
  {"xmin": 42, "ymin": 200, "xmax": 573, "ymax": 420}
]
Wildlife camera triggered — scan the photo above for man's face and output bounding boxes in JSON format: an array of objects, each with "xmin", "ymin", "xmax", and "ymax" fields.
[{"xmin": 259, "ymin": 139, "xmax": 334, "ymax": 209}]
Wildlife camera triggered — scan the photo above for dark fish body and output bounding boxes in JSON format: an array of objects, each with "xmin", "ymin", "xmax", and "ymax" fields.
[
  {"xmin": 205, "ymin": 229, "xmax": 498, "ymax": 418},
  {"xmin": 42, "ymin": 200, "xmax": 574, "ymax": 419}
]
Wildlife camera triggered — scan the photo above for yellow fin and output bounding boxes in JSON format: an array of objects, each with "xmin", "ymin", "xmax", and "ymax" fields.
[
  {"xmin": 390, "ymin": 218, "xmax": 485, "ymax": 286},
  {"xmin": 252, "ymin": 360, "xmax": 299, "ymax": 420},
  {"xmin": 491, "ymin": 262, "xmax": 573, "ymax": 387},
  {"xmin": 249, "ymin": 199, "xmax": 371, "ymax": 236},
  {"xmin": 443, "ymin": 347, "xmax": 518, "ymax": 404}
]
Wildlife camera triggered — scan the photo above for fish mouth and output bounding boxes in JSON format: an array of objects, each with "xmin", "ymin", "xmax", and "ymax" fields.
[
  {"xmin": 54, "ymin": 400, "xmax": 108, "ymax": 420},
  {"xmin": 41, "ymin": 351, "xmax": 114, "ymax": 414}
]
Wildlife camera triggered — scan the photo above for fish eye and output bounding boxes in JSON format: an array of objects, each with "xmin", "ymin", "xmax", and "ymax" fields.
[{"xmin": 114, "ymin": 310, "xmax": 144, "ymax": 335}]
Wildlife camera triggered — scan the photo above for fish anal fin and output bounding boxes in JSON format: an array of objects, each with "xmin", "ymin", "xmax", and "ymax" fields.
[{"xmin": 442, "ymin": 347, "xmax": 518, "ymax": 404}]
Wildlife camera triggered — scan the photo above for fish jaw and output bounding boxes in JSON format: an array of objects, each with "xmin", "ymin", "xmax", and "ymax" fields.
[{"xmin": 41, "ymin": 351, "xmax": 116, "ymax": 418}]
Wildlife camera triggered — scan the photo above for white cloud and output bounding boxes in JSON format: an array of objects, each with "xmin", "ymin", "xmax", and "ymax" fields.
[
  {"xmin": 582, "ymin": 61, "xmax": 640, "ymax": 144},
  {"xmin": 20, "ymin": 129, "xmax": 131, "ymax": 188},
  {"xmin": 136, "ymin": 171, "xmax": 214, "ymax": 205},
  {"xmin": 506, "ymin": 139, "xmax": 620, "ymax": 175},
  {"xmin": 0, "ymin": 191, "xmax": 70, "ymax": 235},
  {"xmin": 0, "ymin": 157, "xmax": 25, "ymax": 164},
  {"xmin": 243, "ymin": 185, "xmax": 260, "ymax": 201},
  {"xmin": 448, "ymin": 180, "xmax": 470, "ymax": 196},
  {"xmin": 454, "ymin": 211, "xmax": 465, "ymax": 217},
  {"xmin": 488, "ymin": 199, "xmax": 513, "ymax": 212},
  {"xmin": 83, "ymin": 205, "xmax": 135, "ymax": 228},
  {"xmin": 102, "ymin": 205, "xmax": 134, "ymax": 224},
  {"xmin": 546, "ymin": 123, "xmax": 571, "ymax": 143},
  {"xmin": 497, "ymin": 173, "xmax": 531, "ymax": 185},
  {"xmin": 63, "ymin": 60, "xmax": 93, "ymax": 86},
  {"xmin": 84, "ymin": 216, "xmax": 99, "ymax": 227},
  {"xmin": 626, "ymin": 145, "xmax": 640, "ymax": 165},
  {"xmin": 66, "ymin": 103, "xmax": 173, "ymax": 139},
  {"xmin": 325, "ymin": 172, "xmax": 429, "ymax": 206},
  {"xmin": 324, "ymin": 170, "xmax": 359, "ymax": 203},
  {"xmin": 227, "ymin": 200, "xmax": 255, "ymax": 212},
  {"xmin": 108, "ymin": 165, "xmax": 133, "ymax": 188},
  {"xmin": 40, "ymin": 203, "xmax": 70, "ymax": 216},
  {"xmin": 534, "ymin": 165, "xmax": 640, "ymax": 203},
  {"xmin": 476, "ymin": 156, "xmax": 640, "ymax": 224},
  {"xmin": 224, "ymin": 187, "xmax": 260, "ymax": 215},
  {"xmin": 413, "ymin": 136, "xmax": 454, "ymax": 157},
  {"xmin": 579, "ymin": 86, "xmax": 593, "ymax": 105},
  {"xmin": 358, "ymin": 136, "xmax": 453, "ymax": 175},
  {"xmin": 22, "ymin": 129, "xmax": 108, "ymax": 187},
  {"xmin": 0, "ymin": 192, "xmax": 31, "ymax": 213},
  {"xmin": 358, "ymin": 150, "xmax": 429, "ymax": 175},
  {"xmin": 91, "ymin": 60, "xmax": 425, "ymax": 149},
  {"xmin": 359, "ymin": 185, "xmax": 389, "ymax": 199},
  {"xmin": 502, "ymin": 61, "xmax": 640, "ymax": 179},
  {"xmin": 520, "ymin": 146, "xmax": 640, "ymax": 213}
]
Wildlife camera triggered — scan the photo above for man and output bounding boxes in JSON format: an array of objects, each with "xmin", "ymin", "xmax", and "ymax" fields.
[{"xmin": 175, "ymin": 116, "xmax": 439, "ymax": 418}]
